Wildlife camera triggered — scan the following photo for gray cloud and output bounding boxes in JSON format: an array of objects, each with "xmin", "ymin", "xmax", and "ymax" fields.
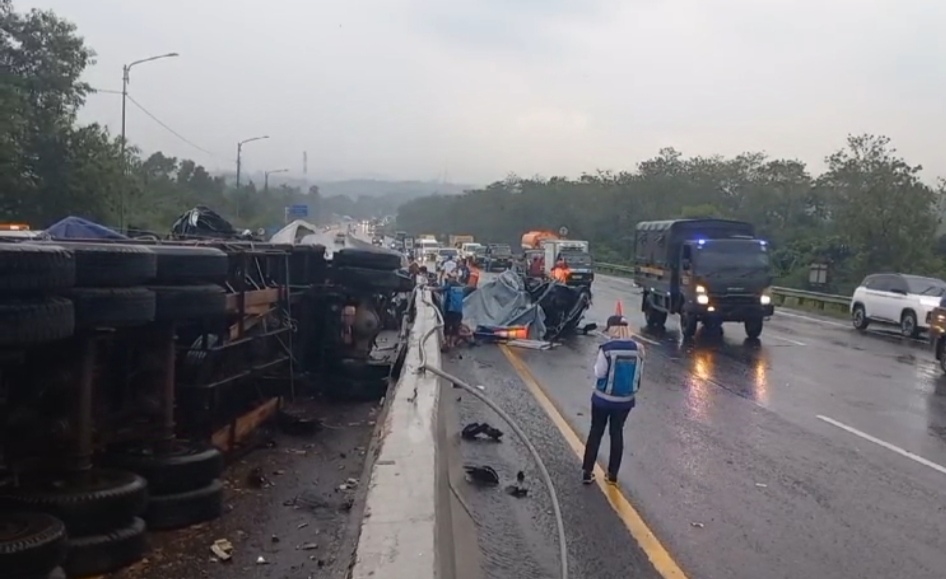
[{"xmin": 16, "ymin": 0, "xmax": 946, "ymax": 183}]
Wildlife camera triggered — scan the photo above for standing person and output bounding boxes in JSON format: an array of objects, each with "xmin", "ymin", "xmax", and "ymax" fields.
[
  {"xmin": 581, "ymin": 314, "xmax": 643, "ymax": 486},
  {"xmin": 433, "ymin": 274, "xmax": 466, "ymax": 349},
  {"xmin": 440, "ymin": 254, "xmax": 458, "ymax": 282}
]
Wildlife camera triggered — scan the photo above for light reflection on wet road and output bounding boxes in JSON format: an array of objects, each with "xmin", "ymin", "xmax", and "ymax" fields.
[{"xmin": 465, "ymin": 272, "xmax": 946, "ymax": 579}]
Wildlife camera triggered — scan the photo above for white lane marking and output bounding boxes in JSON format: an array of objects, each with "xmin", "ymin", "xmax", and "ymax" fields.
[
  {"xmin": 774, "ymin": 309, "xmax": 850, "ymax": 329},
  {"xmin": 766, "ymin": 334, "xmax": 806, "ymax": 346},
  {"xmin": 816, "ymin": 415, "xmax": 946, "ymax": 476}
]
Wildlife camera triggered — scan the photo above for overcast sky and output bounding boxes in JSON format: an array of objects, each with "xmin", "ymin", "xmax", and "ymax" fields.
[{"xmin": 18, "ymin": 0, "xmax": 946, "ymax": 184}]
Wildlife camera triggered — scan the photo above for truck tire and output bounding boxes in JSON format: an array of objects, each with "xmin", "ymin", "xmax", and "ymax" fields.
[
  {"xmin": 65, "ymin": 287, "xmax": 156, "ymax": 329},
  {"xmin": 0, "ymin": 244, "xmax": 76, "ymax": 294},
  {"xmin": 644, "ymin": 304, "xmax": 667, "ymax": 329},
  {"xmin": 144, "ymin": 479, "xmax": 223, "ymax": 530},
  {"xmin": 45, "ymin": 242, "xmax": 157, "ymax": 287},
  {"xmin": 680, "ymin": 313, "xmax": 698, "ymax": 338},
  {"xmin": 63, "ymin": 517, "xmax": 147, "ymax": 578},
  {"xmin": 103, "ymin": 442, "xmax": 223, "ymax": 495},
  {"xmin": 149, "ymin": 245, "xmax": 229, "ymax": 284},
  {"xmin": 0, "ymin": 512, "xmax": 67, "ymax": 578},
  {"xmin": 150, "ymin": 285, "xmax": 228, "ymax": 321},
  {"xmin": 334, "ymin": 247, "xmax": 401, "ymax": 271},
  {"xmin": 0, "ymin": 298, "xmax": 75, "ymax": 346},
  {"xmin": 0, "ymin": 469, "xmax": 148, "ymax": 536},
  {"xmin": 745, "ymin": 317, "xmax": 764, "ymax": 339},
  {"xmin": 334, "ymin": 267, "xmax": 413, "ymax": 292}
]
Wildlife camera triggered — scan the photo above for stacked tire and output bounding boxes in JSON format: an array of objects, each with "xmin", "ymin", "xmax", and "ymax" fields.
[
  {"xmin": 0, "ymin": 469, "xmax": 149, "ymax": 578},
  {"xmin": 97, "ymin": 245, "xmax": 230, "ymax": 533},
  {"xmin": 0, "ymin": 244, "xmax": 76, "ymax": 578},
  {"xmin": 333, "ymin": 246, "xmax": 413, "ymax": 293},
  {"xmin": 96, "ymin": 245, "xmax": 230, "ymax": 530},
  {"xmin": 0, "ymin": 242, "xmax": 231, "ymax": 576}
]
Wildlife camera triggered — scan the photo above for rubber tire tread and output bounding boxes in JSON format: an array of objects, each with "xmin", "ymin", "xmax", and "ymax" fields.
[
  {"xmin": 334, "ymin": 267, "xmax": 413, "ymax": 292},
  {"xmin": 150, "ymin": 284, "xmax": 228, "ymax": 321},
  {"xmin": 333, "ymin": 247, "xmax": 401, "ymax": 270},
  {"xmin": 65, "ymin": 287, "xmax": 156, "ymax": 329},
  {"xmin": 47, "ymin": 242, "xmax": 157, "ymax": 287},
  {"xmin": 144, "ymin": 479, "xmax": 224, "ymax": 530},
  {"xmin": 0, "ymin": 244, "xmax": 76, "ymax": 294},
  {"xmin": 0, "ymin": 298, "xmax": 75, "ymax": 346},
  {"xmin": 104, "ymin": 443, "xmax": 223, "ymax": 495},
  {"xmin": 148, "ymin": 245, "xmax": 229, "ymax": 284},
  {"xmin": 0, "ymin": 512, "xmax": 67, "ymax": 578},
  {"xmin": 63, "ymin": 517, "xmax": 147, "ymax": 578},
  {"xmin": 0, "ymin": 469, "xmax": 148, "ymax": 536}
]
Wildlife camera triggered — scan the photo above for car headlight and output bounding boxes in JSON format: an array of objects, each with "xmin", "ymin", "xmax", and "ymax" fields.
[
  {"xmin": 695, "ymin": 284, "xmax": 707, "ymax": 294},
  {"xmin": 696, "ymin": 294, "xmax": 710, "ymax": 305},
  {"xmin": 760, "ymin": 287, "xmax": 772, "ymax": 305}
]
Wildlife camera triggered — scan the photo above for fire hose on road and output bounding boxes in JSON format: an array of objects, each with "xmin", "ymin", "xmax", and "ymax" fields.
[{"xmin": 416, "ymin": 288, "xmax": 569, "ymax": 579}]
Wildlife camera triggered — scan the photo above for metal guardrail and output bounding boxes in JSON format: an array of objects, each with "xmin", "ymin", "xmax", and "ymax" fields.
[{"xmin": 595, "ymin": 262, "xmax": 852, "ymax": 309}]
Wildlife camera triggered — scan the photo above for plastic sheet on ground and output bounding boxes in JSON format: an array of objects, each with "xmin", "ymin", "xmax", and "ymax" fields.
[
  {"xmin": 463, "ymin": 270, "xmax": 547, "ymax": 340},
  {"xmin": 270, "ymin": 219, "xmax": 320, "ymax": 244},
  {"xmin": 45, "ymin": 216, "xmax": 127, "ymax": 240}
]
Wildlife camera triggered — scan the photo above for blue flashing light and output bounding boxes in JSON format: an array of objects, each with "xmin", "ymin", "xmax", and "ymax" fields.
[
  {"xmin": 696, "ymin": 239, "xmax": 706, "ymax": 245},
  {"xmin": 759, "ymin": 240, "xmax": 767, "ymax": 246}
]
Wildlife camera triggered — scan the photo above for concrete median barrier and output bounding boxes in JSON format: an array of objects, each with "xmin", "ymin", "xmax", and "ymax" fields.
[{"xmin": 350, "ymin": 288, "xmax": 442, "ymax": 578}]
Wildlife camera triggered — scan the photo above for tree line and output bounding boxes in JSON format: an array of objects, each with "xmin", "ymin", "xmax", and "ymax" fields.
[
  {"xmin": 0, "ymin": 2, "xmax": 393, "ymax": 235},
  {"xmin": 396, "ymin": 136, "xmax": 946, "ymax": 293}
]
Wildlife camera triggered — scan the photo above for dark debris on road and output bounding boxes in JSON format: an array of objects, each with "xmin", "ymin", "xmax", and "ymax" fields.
[{"xmin": 112, "ymin": 401, "xmax": 380, "ymax": 579}]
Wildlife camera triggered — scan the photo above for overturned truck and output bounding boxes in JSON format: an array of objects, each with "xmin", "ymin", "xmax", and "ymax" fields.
[{"xmin": 0, "ymin": 209, "xmax": 413, "ymax": 578}]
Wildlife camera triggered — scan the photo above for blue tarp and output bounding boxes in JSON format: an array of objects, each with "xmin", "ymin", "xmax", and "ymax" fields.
[{"xmin": 45, "ymin": 216, "xmax": 127, "ymax": 240}]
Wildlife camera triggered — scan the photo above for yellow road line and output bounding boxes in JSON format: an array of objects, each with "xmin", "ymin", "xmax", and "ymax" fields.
[{"xmin": 499, "ymin": 345, "xmax": 688, "ymax": 579}]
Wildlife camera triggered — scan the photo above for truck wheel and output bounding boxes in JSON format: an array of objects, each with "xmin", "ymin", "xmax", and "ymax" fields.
[
  {"xmin": 0, "ymin": 298, "xmax": 75, "ymax": 346},
  {"xmin": 63, "ymin": 517, "xmax": 147, "ymax": 577},
  {"xmin": 44, "ymin": 242, "xmax": 157, "ymax": 287},
  {"xmin": 0, "ymin": 469, "xmax": 148, "ymax": 536},
  {"xmin": 851, "ymin": 304, "xmax": 869, "ymax": 331},
  {"xmin": 745, "ymin": 317, "xmax": 764, "ymax": 339},
  {"xmin": 65, "ymin": 287, "xmax": 156, "ymax": 329},
  {"xmin": 150, "ymin": 284, "xmax": 228, "ymax": 321},
  {"xmin": 149, "ymin": 245, "xmax": 229, "ymax": 284},
  {"xmin": 0, "ymin": 512, "xmax": 67, "ymax": 578},
  {"xmin": 0, "ymin": 244, "xmax": 76, "ymax": 294},
  {"xmin": 645, "ymin": 306, "xmax": 666, "ymax": 329},
  {"xmin": 143, "ymin": 479, "xmax": 223, "ymax": 530},
  {"xmin": 103, "ymin": 442, "xmax": 223, "ymax": 495},
  {"xmin": 680, "ymin": 313, "xmax": 698, "ymax": 338}
]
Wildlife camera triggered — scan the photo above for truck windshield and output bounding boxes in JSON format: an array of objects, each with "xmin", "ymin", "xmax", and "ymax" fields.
[
  {"xmin": 560, "ymin": 251, "xmax": 592, "ymax": 266},
  {"xmin": 693, "ymin": 241, "xmax": 769, "ymax": 271},
  {"xmin": 491, "ymin": 245, "xmax": 511, "ymax": 255}
]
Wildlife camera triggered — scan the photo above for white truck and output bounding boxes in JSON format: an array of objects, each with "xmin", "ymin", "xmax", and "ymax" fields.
[{"xmin": 544, "ymin": 239, "xmax": 594, "ymax": 287}]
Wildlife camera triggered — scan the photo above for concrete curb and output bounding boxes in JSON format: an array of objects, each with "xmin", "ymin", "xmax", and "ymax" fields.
[{"xmin": 350, "ymin": 288, "xmax": 441, "ymax": 578}]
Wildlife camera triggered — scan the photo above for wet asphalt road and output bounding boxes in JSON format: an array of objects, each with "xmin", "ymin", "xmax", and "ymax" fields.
[{"xmin": 460, "ymin": 272, "xmax": 946, "ymax": 579}]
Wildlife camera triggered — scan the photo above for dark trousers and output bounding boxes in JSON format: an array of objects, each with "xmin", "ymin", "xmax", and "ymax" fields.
[{"xmin": 581, "ymin": 404, "xmax": 631, "ymax": 477}]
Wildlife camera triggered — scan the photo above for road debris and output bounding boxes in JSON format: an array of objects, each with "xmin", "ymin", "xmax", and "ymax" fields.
[{"xmin": 210, "ymin": 539, "xmax": 234, "ymax": 562}]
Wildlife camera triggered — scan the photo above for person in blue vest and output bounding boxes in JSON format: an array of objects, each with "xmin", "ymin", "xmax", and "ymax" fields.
[
  {"xmin": 432, "ymin": 273, "xmax": 466, "ymax": 350},
  {"xmin": 581, "ymin": 314, "xmax": 644, "ymax": 486}
]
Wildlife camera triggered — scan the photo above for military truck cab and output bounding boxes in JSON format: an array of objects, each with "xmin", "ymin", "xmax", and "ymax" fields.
[{"xmin": 634, "ymin": 219, "xmax": 774, "ymax": 339}]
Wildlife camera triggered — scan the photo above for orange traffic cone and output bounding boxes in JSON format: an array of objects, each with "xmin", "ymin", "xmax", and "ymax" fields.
[{"xmin": 615, "ymin": 300, "xmax": 624, "ymax": 316}]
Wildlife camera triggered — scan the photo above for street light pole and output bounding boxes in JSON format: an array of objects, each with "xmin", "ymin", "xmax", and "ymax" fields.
[
  {"xmin": 235, "ymin": 135, "xmax": 270, "ymax": 190},
  {"xmin": 264, "ymin": 168, "xmax": 288, "ymax": 193},
  {"xmin": 119, "ymin": 51, "xmax": 179, "ymax": 232}
]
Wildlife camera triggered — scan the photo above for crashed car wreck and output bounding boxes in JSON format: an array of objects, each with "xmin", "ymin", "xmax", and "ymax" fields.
[
  {"xmin": 463, "ymin": 270, "xmax": 594, "ymax": 342},
  {"xmin": 0, "ymin": 208, "xmax": 413, "ymax": 577}
]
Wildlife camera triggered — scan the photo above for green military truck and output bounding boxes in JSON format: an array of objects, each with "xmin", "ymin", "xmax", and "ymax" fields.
[{"xmin": 634, "ymin": 219, "xmax": 774, "ymax": 339}]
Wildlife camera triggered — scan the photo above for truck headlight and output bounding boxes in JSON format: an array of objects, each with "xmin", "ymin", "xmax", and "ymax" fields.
[
  {"xmin": 696, "ymin": 294, "xmax": 710, "ymax": 305},
  {"xmin": 695, "ymin": 284, "xmax": 707, "ymax": 294},
  {"xmin": 760, "ymin": 287, "xmax": 772, "ymax": 305}
]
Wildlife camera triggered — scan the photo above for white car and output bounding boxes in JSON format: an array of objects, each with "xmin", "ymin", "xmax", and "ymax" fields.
[{"xmin": 850, "ymin": 273, "xmax": 946, "ymax": 337}]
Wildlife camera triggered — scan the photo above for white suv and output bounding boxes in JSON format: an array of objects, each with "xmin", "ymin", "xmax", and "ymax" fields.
[{"xmin": 850, "ymin": 273, "xmax": 946, "ymax": 337}]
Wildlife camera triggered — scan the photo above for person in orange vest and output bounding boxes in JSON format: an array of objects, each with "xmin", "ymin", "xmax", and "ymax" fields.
[{"xmin": 466, "ymin": 258, "xmax": 480, "ymax": 289}]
